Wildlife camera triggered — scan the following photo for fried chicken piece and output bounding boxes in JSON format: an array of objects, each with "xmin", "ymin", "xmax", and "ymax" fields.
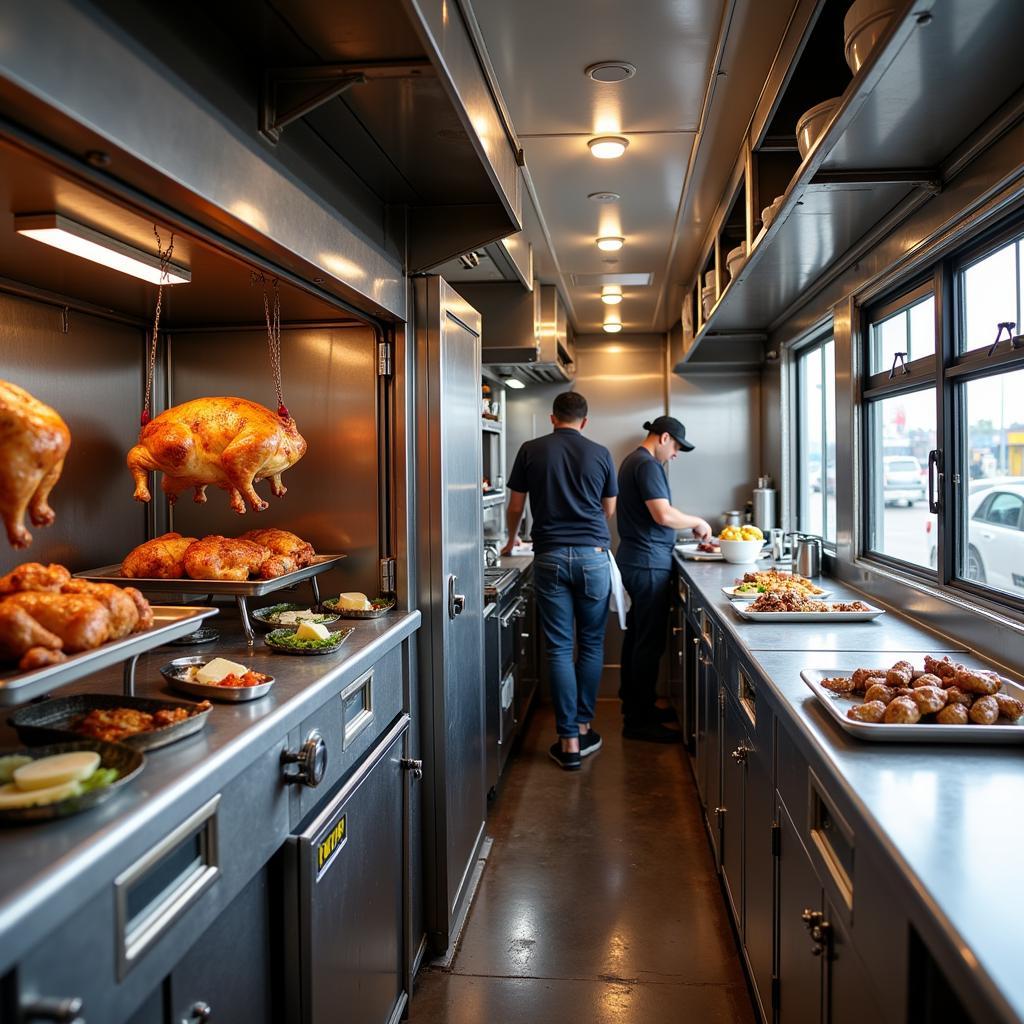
[
  {"xmin": 864, "ymin": 683, "xmax": 897, "ymax": 705},
  {"xmin": 0, "ymin": 562, "xmax": 71, "ymax": 594},
  {"xmin": 995, "ymin": 694, "xmax": 1024, "ymax": 722},
  {"xmin": 0, "ymin": 601, "xmax": 65, "ymax": 669},
  {"xmin": 884, "ymin": 696, "xmax": 921, "ymax": 724},
  {"xmin": 122, "ymin": 533, "xmax": 198, "ymax": 579},
  {"xmin": 851, "ymin": 667, "xmax": 887, "ymax": 692},
  {"xmin": 911, "ymin": 685, "xmax": 947, "ymax": 715},
  {"xmin": 954, "ymin": 669, "xmax": 1001, "ymax": 696},
  {"xmin": 936, "ymin": 704, "xmax": 969, "ymax": 725},
  {"xmin": 123, "ymin": 587, "xmax": 154, "ymax": 631},
  {"xmin": 2, "ymin": 592, "xmax": 110, "ymax": 652},
  {"xmin": 238, "ymin": 528, "xmax": 315, "ymax": 568},
  {"xmin": 969, "ymin": 695, "xmax": 999, "ymax": 725},
  {"xmin": 78, "ymin": 706, "xmax": 154, "ymax": 741},
  {"xmin": 258, "ymin": 554, "xmax": 298, "ymax": 579},
  {"xmin": 61, "ymin": 580, "xmax": 139, "ymax": 639},
  {"xmin": 821, "ymin": 676, "xmax": 857, "ymax": 694},
  {"xmin": 912, "ymin": 673, "xmax": 944, "ymax": 689},
  {"xmin": 923, "ymin": 655, "xmax": 961, "ymax": 683},
  {"xmin": 183, "ymin": 536, "xmax": 270, "ymax": 582},
  {"xmin": 944, "ymin": 686, "xmax": 974, "ymax": 708},
  {"xmin": 886, "ymin": 661, "xmax": 914, "ymax": 688},
  {"xmin": 848, "ymin": 701, "xmax": 886, "ymax": 723}
]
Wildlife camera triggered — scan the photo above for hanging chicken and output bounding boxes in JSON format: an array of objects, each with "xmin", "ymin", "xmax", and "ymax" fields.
[
  {"xmin": 0, "ymin": 380, "xmax": 71, "ymax": 549},
  {"xmin": 127, "ymin": 397, "xmax": 307, "ymax": 513}
]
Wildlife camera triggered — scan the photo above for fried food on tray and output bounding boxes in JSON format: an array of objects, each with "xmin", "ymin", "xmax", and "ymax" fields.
[
  {"xmin": 995, "ymin": 694, "xmax": 1024, "ymax": 722},
  {"xmin": 944, "ymin": 686, "xmax": 974, "ymax": 708},
  {"xmin": 61, "ymin": 581, "xmax": 141, "ymax": 640},
  {"xmin": 121, "ymin": 533, "xmax": 198, "ymax": 579},
  {"xmin": 0, "ymin": 562, "xmax": 71, "ymax": 594},
  {"xmin": 912, "ymin": 673, "xmax": 944, "ymax": 689},
  {"xmin": 883, "ymin": 696, "xmax": 921, "ymax": 724},
  {"xmin": 240, "ymin": 528, "xmax": 316, "ymax": 570},
  {"xmin": 747, "ymin": 591, "xmax": 869, "ymax": 613},
  {"xmin": 0, "ymin": 379, "xmax": 71, "ymax": 550},
  {"xmin": 77, "ymin": 702, "xmax": 210, "ymax": 742},
  {"xmin": 936, "ymin": 704, "xmax": 969, "ymax": 725},
  {"xmin": 127, "ymin": 397, "xmax": 307, "ymax": 514},
  {"xmin": 885, "ymin": 661, "xmax": 914, "ymax": 688},
  {"xmin": 0, "ymin": 603, "xmax": 65, "ymax": 669},
  {"xmin": 923, "ymin": 655, "xmax": 961, "ymax": 682},
  {"xmin": 736, "ymin": 569, "xmax": 825, "ymax": 596},
  {"xmin": 847, "ymin": 700, "xmax": 886, "ymax": 723},
  {"xmin": 968, "ymin": 695, "xmax": 999, "ymax": 725},
  {"xmin": 953, "ymin": 668, "xmax": 1001, "ymax": 696},
  {"xmin": 910, "ymin": 685, "xmax": 947, "ymax": 716},
  {"xmin": 821, "ymin": 676, "xmax": 857, "ymax": 694},
  {"xmin": 864, "ymin": 682, "xmax": 897, "ymax": 705},
  {"xmin": 852, "ymin": 667, "xmax": 887, "ymax": 692},
  {"xmin": 182, "ymin": 536, "xmax": 270, "ymax": 582},
  {"xmin": 2, "ymin": 592, "xmax": 110, "ymax": 653}
]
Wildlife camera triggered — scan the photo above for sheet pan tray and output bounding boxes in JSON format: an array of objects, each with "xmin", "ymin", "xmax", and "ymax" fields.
[
  {"xmin": 75, "ymin": 554, "xmax": 346, "ymax": 597},
  {"xmin": 0, "ymin": 606, "xmax": 218, "ymax": 707}
]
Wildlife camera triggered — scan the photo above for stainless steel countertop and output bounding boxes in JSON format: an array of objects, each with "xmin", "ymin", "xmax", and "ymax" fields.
[
  {"xmin": 494, "ymin": 553, "xmax": 534, "ymax": 573},
  {"xmin": 0, "ymin": 608, "xmax": 420, "ymax": 974},
  {"xmin": 674, "ymin": 554, "xmax": 1024, "ymax": 1023}
]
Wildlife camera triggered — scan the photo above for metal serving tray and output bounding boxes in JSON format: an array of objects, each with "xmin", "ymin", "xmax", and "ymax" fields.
[
  {"xmin": 161, "ymin": 656, "xmax": 274, "ymax": 702},
  {"xmin": 9, "ymin": 693, "xmax": 211, "ymax": 751},
  {"xmin": 735, "ymin": 604, "xmax": 885, "ymax": 622},
  {"xmin": 722, "ymin": 584, "xmax": 832, "ymax": 600},
  {"xmin": 77, "ymin": 555, "xmax": 345, "ymax": 647},
  {"xmin": 801, "ymin": 669, "xmax": 1024, "ymax": 744},
  {"xmin": 0, "ymin": 606, "xmax": 218, "ymax": 707}
]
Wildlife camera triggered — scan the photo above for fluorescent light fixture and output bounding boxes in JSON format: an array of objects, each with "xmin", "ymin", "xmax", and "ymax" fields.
[
  {"xmin": 588, "ymin": 136, "xmax": 629, "ymax": 159},
  {"xmin": 15, "ymin": 214, "xmax": 191, "ymax": 285},
  {"xmin": 601, "ymin": 285, "xmax": 622, "ymax": 304},
  {"xmin": 596, "ymin": 236, "xmax": 624, "ymax": 252},
  {"xmin": 603, "ymin": 321, "xmax": 622, "ymax": 334},
  {"xmin": 504, "ymin": 377, "xmax": 526, "ymax": 390}
]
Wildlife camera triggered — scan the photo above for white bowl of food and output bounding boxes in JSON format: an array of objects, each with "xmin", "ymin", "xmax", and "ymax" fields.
[
  {"xmin": 796, "ymin": 97, "xmax": 842, "ymax": 160},
  {"xmin": 844, "ymin": 0, "xmax": 895, "ymax": 73},
  {"xmin": 761, "ymin": 194, "xmax": 785, "ymax": 231},
  {"xmin": 719, "ymin": 538, "xmax": 764, "ymax": 564},
  {"xmin": 725, "ymin": 242, "xmax": 747, "ymax": 282}
]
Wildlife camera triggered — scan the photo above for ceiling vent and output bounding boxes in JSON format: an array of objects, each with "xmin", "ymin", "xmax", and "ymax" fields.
[{"xmin": 570, "ymin": 272, "xmax": 653, "ymax": 287}]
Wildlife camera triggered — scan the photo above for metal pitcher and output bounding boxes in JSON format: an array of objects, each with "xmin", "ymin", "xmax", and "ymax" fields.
[
  {"xmin": 722, "ymin": 510, "xmax": 744, "ymax": 529},
  {"xmin": 792, "ymin": 535, "xmax": 823, "ymax": 578}
]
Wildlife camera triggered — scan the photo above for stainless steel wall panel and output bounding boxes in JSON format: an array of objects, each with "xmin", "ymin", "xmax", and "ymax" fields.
[
  {"xmin": 0, "ymin": 291, "xmax": 146, "ymax": 575},
  {"xmin": 168, "ymin": 325, "xmax": 380, "ymax": 597}
]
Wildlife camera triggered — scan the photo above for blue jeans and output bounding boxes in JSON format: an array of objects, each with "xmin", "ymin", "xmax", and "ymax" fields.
[{"xmin": 533, "ymin": 547, "xmax": 611, "ymax": 737}]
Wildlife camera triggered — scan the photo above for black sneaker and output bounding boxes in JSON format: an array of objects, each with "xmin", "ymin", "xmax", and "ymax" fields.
[
  {"xmin": 549, "ymin": 741, "xmax": 582, "ymax": 771},
  {"xmin": 579, "ymin": 730, "xmax": 603, "ymax": 758},
  {"xmin": 622, "ymin": 721, "xmax": 683, "ymax": 744}
]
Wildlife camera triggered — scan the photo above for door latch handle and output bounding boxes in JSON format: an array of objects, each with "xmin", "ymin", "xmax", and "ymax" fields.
[
  {"xmin": 19, "ymin": 997, "xmax": 84, "ymax": 1024},
  {"xmin": 401, "ymin": 758, "xmax": 424, "ymax": 780},
  {"xmin": 281, "ymin": 730, "xmax": 328, "ymax": 787},
  {"xmin": 447, "ymin": 574, "xmax": 466, "ymax": 619}
]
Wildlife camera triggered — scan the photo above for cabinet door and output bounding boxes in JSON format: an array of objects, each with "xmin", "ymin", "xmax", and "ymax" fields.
[
  {"xmin": 825, "ymin": 902, "xmax": 882, "ymax": 1024},
  {"xmin": 668, "ymin": 599, "xmax": 685, "ymax": 724},
  {"xmin": 704, "ymin": 660, "xmax": 722, "ymax": 860},
  {"xmin": 777, "ymin": 803, "xmax": 823, "ymax": 1024},
  {"xmin": 720, "ymin": 696, "xmax": 746, "ymax": 930}
]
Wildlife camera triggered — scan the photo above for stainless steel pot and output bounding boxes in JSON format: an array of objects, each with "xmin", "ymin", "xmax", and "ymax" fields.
[{"xmin": 722, "ymin": 510, "xmax": 744, "ymax": 528}]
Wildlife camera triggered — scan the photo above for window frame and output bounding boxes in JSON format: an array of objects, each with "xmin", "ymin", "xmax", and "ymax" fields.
[{"xmin": 794, "ymin": 329, "xmax": 837, "ymax": 548}]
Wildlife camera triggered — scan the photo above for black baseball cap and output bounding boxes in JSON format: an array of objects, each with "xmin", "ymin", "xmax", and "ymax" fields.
[{"xmin": 644, "ymin": 415, "xmax": 695, "ymax": 452}]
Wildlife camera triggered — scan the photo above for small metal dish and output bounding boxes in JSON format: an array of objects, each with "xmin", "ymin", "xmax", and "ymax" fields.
[
  {"xmin": 0, "ymin": 740, "xmax": 144, "ymax": 824},
  {"xmin": 9, "ymin": 694, "xmax": 211, "ymax": 751},
  {"xmin": 264, "ymin": 627, "xmax": 354, "ymax": 655},
  {"xmin": 321, "ymin": 596, "xmax": 396, "ymax": 619},
  {"xmin": 161, "ymin": 656, "xmax": 275, "ymax": 702},
  {"xmin": 250, "ymin": 603, "xmax": 341, "ymax": 631}
]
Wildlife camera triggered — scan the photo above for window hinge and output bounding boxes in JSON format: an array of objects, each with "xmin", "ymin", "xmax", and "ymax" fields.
[
  {"xmin": 380, "ymin": 557, "xmax": 396, "ymax": 594},
  {"xmin": 377, "ymin": 341, "xmax": 393, "ymax": 377},
  {"xmin": 771, "ymin": 821, "xmax": 781, "ymax": 857}
]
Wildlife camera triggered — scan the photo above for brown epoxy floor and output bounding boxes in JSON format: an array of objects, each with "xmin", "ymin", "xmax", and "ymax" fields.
[{"xmin": 409, "ymin": 700, "xmax": 756, "ymax": 1024}]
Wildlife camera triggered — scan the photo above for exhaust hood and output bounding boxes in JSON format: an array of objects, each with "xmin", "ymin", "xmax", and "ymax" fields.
[{"xmin": 456, "ymin": 281, "xmax": 575, "ymax": 383}]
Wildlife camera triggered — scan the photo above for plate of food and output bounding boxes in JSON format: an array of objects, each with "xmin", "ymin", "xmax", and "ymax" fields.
[
  {"xmin": 734, "ymin": 592, "xmax": 884, "ymax": 621},
  {"xmin": 723, "ymin": 569, "xmax": 829, "ymax": 600},
  {"xmin": 801, "ymin": 656, "xmax": 1024, "ymax": 743},
  {"xmin": 676, "ymin": 540, "xmax": 724, "ymax": 561},
  {"xmin": 161, "ymin": 656, "xmax": 274, "ymax": 702},
  {"xmin": 321, "ymin": 593, "xmax": 396, "ymax": 619},
  {"xmin": 250, "ymin": 603, "xmax": 341, "ymax": 630},
  {"xmin": 9, "ymin": 694, "xmax": 212, "ymax": 751},
  {"xmin": 0, "ymin": 741, "xmax": 144, "ymax": 823},
  {"xmin": 264, "ymin": 624, "xmax": 354, "ymax": 655}
]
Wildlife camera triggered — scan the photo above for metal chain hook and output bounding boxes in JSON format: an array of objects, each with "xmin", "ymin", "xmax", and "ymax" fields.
[
  {"xmin": 255, "ymin": 271, "xmax": 289, "ymax": 420},
  {"xmin": 141, "ymin": 227, "xmax": 175, "ymax": 427}
]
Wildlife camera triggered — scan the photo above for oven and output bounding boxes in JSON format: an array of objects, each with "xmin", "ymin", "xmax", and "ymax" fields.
[{"xmin": 483, "ymin": 567, "xmax": 523, "ymax": 791}]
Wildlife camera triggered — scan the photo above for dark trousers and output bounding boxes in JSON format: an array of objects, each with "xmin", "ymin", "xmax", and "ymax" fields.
[{"xmin": 619, "ymin": 565, "xmax": 672, "ymax": 725}]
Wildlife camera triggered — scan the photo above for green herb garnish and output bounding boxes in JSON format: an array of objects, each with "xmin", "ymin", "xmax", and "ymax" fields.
[
  {"xmin": 79, "ymin": 767, "xmax": 119, "ymax": 792},
  {"xmin": 265, "ymin": 628, "xmax": 347, "ymax": 651}
]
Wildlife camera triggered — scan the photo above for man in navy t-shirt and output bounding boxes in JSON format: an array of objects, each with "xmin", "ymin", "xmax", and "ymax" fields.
[
  {"xmin": 503, "ymin": 391, "xmax": 617, "ymax": 771},
  {"xmin": 617, "ymin": 416, "xmax": 711, "ymax": 742}
]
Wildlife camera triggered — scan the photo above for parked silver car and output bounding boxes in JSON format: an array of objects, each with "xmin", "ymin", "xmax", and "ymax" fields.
[{"xmin": 883, "ymin": 455, "xmax": 926, "ymax": 506}]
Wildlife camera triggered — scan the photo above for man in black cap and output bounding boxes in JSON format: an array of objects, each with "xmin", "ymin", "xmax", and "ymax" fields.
[{"xmin": 616, "ymin": 416, "xmax": 711, "ymax": 742}]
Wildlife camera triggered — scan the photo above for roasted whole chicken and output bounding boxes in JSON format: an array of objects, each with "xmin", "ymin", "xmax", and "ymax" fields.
[
  {"xmin": 121, "ymin": 532, "xmax": 198, "ymax": 579},
  {"xmin": 0, "ymin": 380, "xmax": 71, "ymax": 549},
  {"xmin": 238, "ymin": 528, "xmax": 315, "ymax": 574},
  {"xmin": 182, "ymin": 536, "xmax": 271, "ymax": 582},
  {"xmin": 127, "ymin": 398, "xmax": 307, "ymax": 514}
]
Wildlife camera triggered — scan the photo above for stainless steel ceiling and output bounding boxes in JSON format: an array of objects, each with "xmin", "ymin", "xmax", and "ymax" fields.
[{"xmin": 466, "ymin": 0, "xmax": 799, "ymax": 334}]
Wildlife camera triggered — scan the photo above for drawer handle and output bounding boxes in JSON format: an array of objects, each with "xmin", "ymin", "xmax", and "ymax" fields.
[
  {"xmin": 281, "ymin": 730, "xmax": 328, "ymax": 787},
  {"xmin": 20, "ymin": 996, "xmax": 84, "ymax": 1023},
  {"xmin": 401, "ymin": 757, "xmax": 424, "ymax": 780}
]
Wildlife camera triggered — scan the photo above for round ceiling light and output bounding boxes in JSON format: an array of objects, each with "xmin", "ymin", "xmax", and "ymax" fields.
[
  {"xmin": 587, "ymin": 191, "xmax": 621, "ymax": 203},
  {"xmin": 588, "ymin": 136, "xmax": 629, "ymax": 159},
  {"xmin": 603, "ymin": 321, "xmax": 623, "ymax": 334},
  {"xmin": 596, "ymin": 236, "xmax": 625, "ymax": 252},
  {"xmin": 586, "ymin": 61, "xmax": 637, "ymax": 84},
  {"xmin": 601, "ymin": 285, "xmax": 622, "ymax": 305}
]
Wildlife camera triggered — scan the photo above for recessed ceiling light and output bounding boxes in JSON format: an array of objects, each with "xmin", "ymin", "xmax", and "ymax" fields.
[
  {"xmin": 504, "ymin": 377, "xmax": 526, "ymax": 390},
  {"xmin": 588, "ymin": 136, "xmax": 629, "ymax": 159},
  {"xmin": 585, "ymin": 61, "xmax": 637, "ymax": 84},
  {"xmin": 601, "ymin": 285, "xmax": 622, "ymax": 305},
  {"xmin": 603, "ymin": 321, "xmax": 623, "ymax": 334},
  {"xmin": 15, "ymin": 213, "xmax": 191, "ymax": 285},
  {"xmin": 596, "ymin": 236, "xmax": 624, "ymax": 252},
  {"xmin": 587, "ymin": 191, "xmax": 621, "ymax": 203}
]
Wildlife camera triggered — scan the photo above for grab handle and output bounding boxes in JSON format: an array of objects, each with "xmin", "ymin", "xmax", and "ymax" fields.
[{"xmin": 927, "ymin": 449, "xmax": 943, "ymax": 515}]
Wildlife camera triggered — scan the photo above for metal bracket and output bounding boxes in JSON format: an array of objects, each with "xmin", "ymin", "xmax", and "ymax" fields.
[
  {"xmin": 888, "ymin": 351, "xmax": 909, "ymax": 379},
  {"xmin": 987, "ymin": 321, "xmax": 1019, "ymax": 357},
  {"xmin": 380, "ymin": 557, "xmax": 396, "ymax": 595},
  {"xmin": 809, "ymin": 168, "xmax": 942, "ymax": 195},
  {"xmin": 377, "ymin": 341, "xmax": 393, "ymax": 377},
  {"xmin": 259, "ymin": 59, "xmax": 434, "ymax": 143}
]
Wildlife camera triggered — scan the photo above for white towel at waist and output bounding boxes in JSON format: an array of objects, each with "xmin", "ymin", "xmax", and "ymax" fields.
[{"xmin": 608, "ymin": 550, "xmax": 630, "ymax": 630}]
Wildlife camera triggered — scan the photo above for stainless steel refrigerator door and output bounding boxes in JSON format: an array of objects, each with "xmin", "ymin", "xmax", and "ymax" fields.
[{"xmin": 414, "ymin": 277, "xmax": 486, "ymax": 954}]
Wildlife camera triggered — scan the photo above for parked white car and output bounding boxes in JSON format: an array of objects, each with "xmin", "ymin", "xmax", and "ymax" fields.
[{"xmin": 883, "ymin": 455, "xmax": 926, "ymax": 506}]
